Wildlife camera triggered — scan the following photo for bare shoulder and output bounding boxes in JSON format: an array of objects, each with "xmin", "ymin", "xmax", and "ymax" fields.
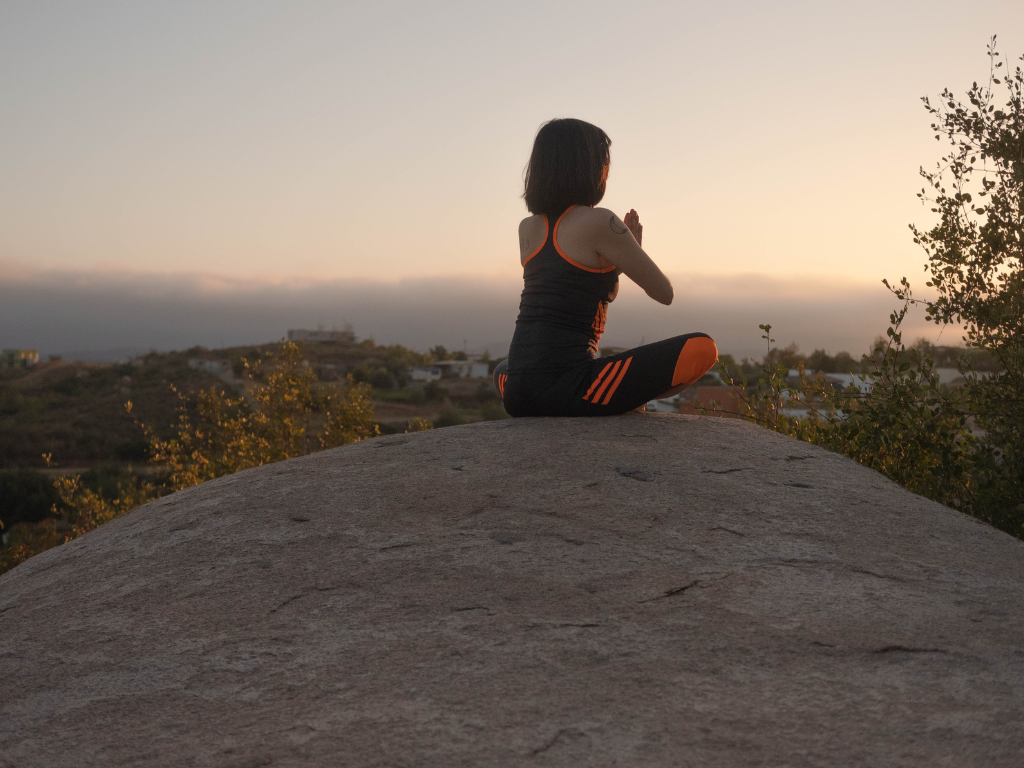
[
  {"xmin": 519, "ymin": 214, "xmax": 548, "ymax": 262},
  {"xmin": 519, "ymin": 214, "xmax": 546, "ymax": 233},
  {"xmin": 588, "ymin": 207, "xmax": 628, "ymax": 233},
  {"xmin": 560, "ymin": 206, "xmax": 625, "ymax": 236}
]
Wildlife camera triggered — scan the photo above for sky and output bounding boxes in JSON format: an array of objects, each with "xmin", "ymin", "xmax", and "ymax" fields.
[{"xmin": 1, "ymin": 1, "xmax": 1022, "ymax": 358}]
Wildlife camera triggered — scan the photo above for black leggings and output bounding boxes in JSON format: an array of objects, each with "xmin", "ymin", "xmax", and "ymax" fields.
[{"xmin": 494, "ymin": 332, "xmax": 718, "ymax": 417}]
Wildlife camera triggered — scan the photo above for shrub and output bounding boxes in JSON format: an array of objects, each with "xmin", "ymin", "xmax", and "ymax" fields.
[
  {"xmin": 714, "ymin": 41, "xmax": 1023, "ymax": 539},
  {"xmin": 476, "ymin": 381, "xmax": 499, "ymax": 402},
  {"xmin": 142, "ymin": 343, "xmax": 378, "ymax": 490},
  {"xmin": 369, "ymin": 368, "xmax": 397, "ymax": 391},
  {"xmin": 0, "ymin": 470, "xmax": 61, "ymax": 530},
  {"xmin": 423, "ymin": 381, "xmax": 449, "ymax": 402},
  {"xmin": 434, "ymin": 408, "xmax": 466, "ymax": 428},
  {"xmin": 480, "ymin": 401, "xmax": 510, "ymax": 421}
]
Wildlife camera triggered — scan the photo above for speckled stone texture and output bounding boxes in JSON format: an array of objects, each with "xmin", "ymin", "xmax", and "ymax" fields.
[{"xmin": 1, "ymin": 414, "xmax": 1023, "ymax": 767}]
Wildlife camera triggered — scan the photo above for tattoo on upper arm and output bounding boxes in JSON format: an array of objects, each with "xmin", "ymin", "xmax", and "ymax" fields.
[{"xmin": 609, "ymin": 215, "xmax": 628, "ymax": 235}]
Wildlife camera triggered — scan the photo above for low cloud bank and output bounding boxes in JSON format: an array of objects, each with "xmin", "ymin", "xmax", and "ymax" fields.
[{"xmin": 0, "ymin": 263, "xmax": 946, "ymax": 362}]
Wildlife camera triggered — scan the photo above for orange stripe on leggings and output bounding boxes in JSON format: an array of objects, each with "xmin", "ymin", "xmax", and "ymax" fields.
[
  {"xmin": 601, "ymin": 356, "xmax": 633, "ymax": 405},
  {"xmin": 583, "ymin": 362, "xmax": 613, "ymax": 400},
  {"xmin": 590, "ymin": 359, "xmax": 621, "ymax": 403},
  {"xmin": 671, "ymin": 336, "xmax": 719, "ymax": 387}
]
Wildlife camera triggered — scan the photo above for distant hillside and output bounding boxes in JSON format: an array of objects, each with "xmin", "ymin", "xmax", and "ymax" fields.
[
  {"xmin": 0, "ymin": 354, "xmax": 225, "ymax": 469},
  {"xmin": 0, "ymin": 337, "xmax": 506, "ymax": 470}
]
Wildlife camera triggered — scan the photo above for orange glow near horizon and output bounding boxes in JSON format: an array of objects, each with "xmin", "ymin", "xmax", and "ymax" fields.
[{"xmin": 1, "ymin": 2, "xmax": 1022, "ymax": 291}]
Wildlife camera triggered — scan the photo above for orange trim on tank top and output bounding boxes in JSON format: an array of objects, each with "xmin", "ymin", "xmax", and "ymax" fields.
[
  {"xmin": 553, "ymin": 205, "xmax": 617, "ymax": 274},
  {"xmin": 590, "ymin": 359, "xmax": 622, "ymax": 403},
  {"xmin": 601, "ymin": 356, "xmax": 632, "ymax": 405},
  {"xmin": 591, "ymin": 305, "xmax": 606, "ymax": 337},
  {"xmin": 583, "ymin": 362, "xmax": 613, "ymax": 400},
  {"xmin": 521, "ymin": 215, "xmax": 549, "ymax": 267}
]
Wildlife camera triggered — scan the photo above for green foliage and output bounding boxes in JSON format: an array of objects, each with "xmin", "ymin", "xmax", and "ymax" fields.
[
  {"xmin": 142, "ymin": 342, "xmax": 378, "ymax": 490},
  {"xmin": 0, "ymin": 357, "xmax": 222, "ymax": 468},
  {"xmin": 0, "ymin": 520, "xmax": 63, "ymax": 574},
  {"xmin": 0, "ymin": 470, "xmax": 61, "ymax": 530},
  {"xmin": 423, "ymin": 381, "xmax": 449, "ymax": 402},
  {"xmin": 479, "ymin": 401, "xmax": 511, "ymax": 421},
  {"xmin": 814, "ymin": 284, "xmax": 974, "ymax": 507},
  {"xmin": 434, "ymin": 407, "xmax": 467, "ymax": 428},
  {"xmin": 719, "ymin": 283, "xmax": 1017, "ymax": 538},
  {"xmin": 909, "ymin": 38, "xmax": 1024, "ymax": 532},
  {"xmin": 318, "ymin": 377, "xmax": 380, "ymax": 451},
  {"xmin": 476, "ymin": 381, "xmax": 500, "ymax": 402},
  {"xmin": 368, "ymin": 368, "xmax": 397, "ymax": 391},
  {"xmin": 375, "ymin": 388, "xmax": 426, "ymax": 404},
  {"xmin": 0, "ymin": 466, "xmax": 154, "ymax": 575},
  {"xmin": 805, "ymin": 349, "xmax": 861, "ymax": 374}
]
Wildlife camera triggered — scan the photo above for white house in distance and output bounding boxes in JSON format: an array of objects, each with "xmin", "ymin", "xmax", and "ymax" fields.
[
  {"xmin": 412, "ymin": 358, "xmax": 490, "ymax": 381},
  {"xmin": 410, "ymin": 366, "xmax": 442, "ymax": 382},
  {"xmin": 434, "ymin": 360, "xmax": 490, "ymax": 379}
]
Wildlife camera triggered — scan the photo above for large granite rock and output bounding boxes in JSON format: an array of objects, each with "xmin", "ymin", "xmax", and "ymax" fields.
[{"xmin": 1, "ymin": 415, "xmax": 1023, "ymax": 766}]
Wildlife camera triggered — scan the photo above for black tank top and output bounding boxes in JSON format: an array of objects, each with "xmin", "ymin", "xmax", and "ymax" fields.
[{"xmin": 507, "ymin": 206, "xmax": 619, "ymax": 375}]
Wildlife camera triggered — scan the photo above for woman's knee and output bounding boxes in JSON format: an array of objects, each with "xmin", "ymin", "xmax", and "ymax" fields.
[
  {"xmin": 493, "ymin": 360, "xmax": 509, "ymax": 398},
  {"xmin": 671, "ymin": 335, "xmax": 718, "ymax": 387}
]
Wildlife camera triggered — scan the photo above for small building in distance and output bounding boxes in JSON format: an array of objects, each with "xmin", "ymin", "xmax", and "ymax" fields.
[
  {"xmin": 288, "ymin": 328, "xmax": 356, "ymax": 344},
  {"xmin": 434, "ymin": 360, "xmax": 490, "ymax": 379},
  {"xmin": 410, "ymin": 366, "xmax": 442, "ymax": 382},
  {"xmin": 1, "ymin": 349, "xmax": 39, "ymax": 368}
]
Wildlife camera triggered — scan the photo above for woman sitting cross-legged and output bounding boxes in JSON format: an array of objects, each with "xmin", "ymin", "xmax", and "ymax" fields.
[{"xmin": 493, "ymin": 117, "xmax": 718, "ymax": 416}]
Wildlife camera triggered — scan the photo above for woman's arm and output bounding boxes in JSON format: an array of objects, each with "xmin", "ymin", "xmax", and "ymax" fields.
[{"xmin": 592, "ymin": 208, "xmax": 674, "ymax": 305}]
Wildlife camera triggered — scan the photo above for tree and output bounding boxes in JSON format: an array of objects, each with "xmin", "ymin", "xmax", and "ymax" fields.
[
  {"xmin": 142, "ymin": 342, "xmax": 378, "ymax": 490},
  {"xmin": 911, "ymin": 37, "xmax": 1024, "ymax": 533},
  {"xmin": 711, "ymin": 38, "xmax": 1023, "ymax": 537}
]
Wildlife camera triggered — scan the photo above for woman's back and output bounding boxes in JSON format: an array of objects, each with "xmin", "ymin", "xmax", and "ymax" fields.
[{"xmin": 507, "ymin": 205, "xmax": 619, "ymax": 374}]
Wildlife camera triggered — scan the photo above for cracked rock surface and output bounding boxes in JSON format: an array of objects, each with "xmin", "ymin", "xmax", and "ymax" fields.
[{"xmin": 2, "ymin": 414, "xmax": 1023, "ymax": 767}]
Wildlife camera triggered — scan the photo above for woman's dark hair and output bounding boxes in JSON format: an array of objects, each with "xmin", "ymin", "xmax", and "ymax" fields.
[{"xmin": 523, "ymin": 118, "xmax": 611, "ymax": 215}]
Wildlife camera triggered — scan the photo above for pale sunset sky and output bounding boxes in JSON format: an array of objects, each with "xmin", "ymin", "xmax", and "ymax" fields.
[{"xmin": 1, "ymin": 1, "xmax": 1022, "ymax": 358}]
